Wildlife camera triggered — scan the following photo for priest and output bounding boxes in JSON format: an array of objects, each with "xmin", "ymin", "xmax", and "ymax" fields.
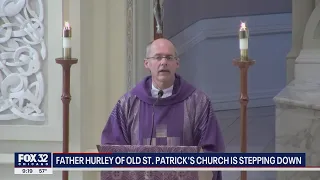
[{"xmin": 101, "ymin": 38, "xmax": 225, "ymax": 179}]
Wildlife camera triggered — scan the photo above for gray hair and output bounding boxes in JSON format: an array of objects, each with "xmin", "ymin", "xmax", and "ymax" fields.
[
  {"xmin": 145, "ymin": 40, "xmax": 178, "ymax": 58},
  {"xmin": 145, "ymin": 41, "xmax": 153, "ymax": 58}
]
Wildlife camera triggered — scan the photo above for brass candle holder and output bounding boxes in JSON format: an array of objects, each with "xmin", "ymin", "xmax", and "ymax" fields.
[
  {"xmin": 56, "ymin": 58, "xmax": 78, "ymax": 180},
  {"xmin": 58, "ymin": 21, "xmax": 77, "ymax": 180},
  {"xmin": 233, "ymin": 58, "xmax": 255, "ymax": 180},
  {"xmin": 234, "ymin": 22, "xmax": 254, "ymax": 180}
]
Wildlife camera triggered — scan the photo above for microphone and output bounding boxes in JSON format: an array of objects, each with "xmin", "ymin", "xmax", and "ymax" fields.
[
  {"xmin": 149, "ymin": 90, "xmax": 164, "ymax": 145},
  {"xmin": 158, "ymin": 90, "xmax": 164, "ymax": 98}
]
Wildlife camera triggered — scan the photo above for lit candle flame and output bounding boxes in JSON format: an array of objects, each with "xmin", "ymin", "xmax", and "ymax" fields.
[
  {"xmin": 240, "ymin": 22, "xmax": 247, "ymax": 31},
  {"xmin": 64, "ymin": 21, "xmax": 70, "ymax": 29}
]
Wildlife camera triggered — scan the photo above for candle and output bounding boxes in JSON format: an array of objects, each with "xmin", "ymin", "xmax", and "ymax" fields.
[
  {"xmin": 239, "ymin": 22, "xmax": 248, "ymax": 49},
  {"xmin": 239, "ymin": 22, "xmax": 249, "ymax": 60},
  {"xmin": 63, "ymin": 21, "xmax": 72, "ymax": 58},
  {"xmin": 63, "ymin": 22, "xmax": 71, "ymax": 48}
]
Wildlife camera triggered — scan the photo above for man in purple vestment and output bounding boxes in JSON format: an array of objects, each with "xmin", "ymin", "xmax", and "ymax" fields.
[{"xmin": 101, "ymin": 38, "xmax": 225, "ymax": 180}]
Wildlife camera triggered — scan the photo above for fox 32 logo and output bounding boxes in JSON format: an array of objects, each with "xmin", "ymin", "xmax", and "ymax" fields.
[{"xmin": 15, "ymin": 153, "xmax": 51, "ymax": 167}]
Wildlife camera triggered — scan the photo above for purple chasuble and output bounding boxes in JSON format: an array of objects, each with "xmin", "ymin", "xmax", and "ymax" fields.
[{"xmin": 101, "ymin": 74, "xmax": 225, "ymax": 180}]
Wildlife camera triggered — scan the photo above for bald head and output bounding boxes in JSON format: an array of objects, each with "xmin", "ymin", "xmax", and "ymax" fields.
[{"xmin": 145, "ymin": 38, "xmax": 178, "ymax": 58}]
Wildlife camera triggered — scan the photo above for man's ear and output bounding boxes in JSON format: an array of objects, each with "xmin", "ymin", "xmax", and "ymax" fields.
[{"xmin": 144, "ymin": 59, "xmax": 149, "ymax": 69}]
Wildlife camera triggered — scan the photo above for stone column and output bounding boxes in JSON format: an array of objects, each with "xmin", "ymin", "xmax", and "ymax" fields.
[
  {"xmin": 134, "ymin": 0, "xmax": 154, "ymax": 85},
  {"xmin": 65, "ymin": 0, "xmax": 128, "ymax": 179},
  {"xmin": 286, "ymin": 0, "xmax": 314, "ymax": 83},
  {"xmin": 66, "ymin": 1, "xmax": 154, "ymax": 180}
]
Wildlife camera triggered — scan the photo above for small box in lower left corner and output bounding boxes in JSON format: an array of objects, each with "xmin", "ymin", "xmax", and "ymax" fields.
[
  {"xmin": 14, "ymin": 168, "xmax": 53, "ymax": 174},
  {"xmin": 14, "ymin": 152, "xmax": 52, "ymax": 174}
]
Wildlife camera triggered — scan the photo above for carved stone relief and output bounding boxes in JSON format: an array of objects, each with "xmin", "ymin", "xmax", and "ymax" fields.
[
  {"xmin": 302, "ymin": 2, "xmax": 320, "ymax": 49},
  {"xmin": 315, "ymin": 21, "xmax": 320, "ymax": 39},
  {"xmin": 315, "ymin": 0, "xmax": 320, "ymax": 39},
  {"xmin": 0, "ymin": 0, "xmax": 46, "ymax": 122}
]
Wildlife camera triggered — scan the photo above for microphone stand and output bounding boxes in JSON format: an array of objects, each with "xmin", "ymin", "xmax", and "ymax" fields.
[{"xmin": 149, "ymin": 90, "xmax": 164, "ymax": 145}]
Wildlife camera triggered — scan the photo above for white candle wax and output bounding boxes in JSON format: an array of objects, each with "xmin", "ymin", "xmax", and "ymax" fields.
[
  {"xmin": 239, "ymin": 38, "xmax": 248, "ymax": 49},
  {"xmin": 63, "ymin": 37, "xmax": 71, "ymax": 48}
]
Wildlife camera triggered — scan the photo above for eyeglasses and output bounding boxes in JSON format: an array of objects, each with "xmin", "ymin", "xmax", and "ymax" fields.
[{"xmin": 146, "ymin": 55, "xmax": 177, "ymax": 61}]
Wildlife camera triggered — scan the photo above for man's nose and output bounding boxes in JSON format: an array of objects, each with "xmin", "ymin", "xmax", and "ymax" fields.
[{"xmin": 160, "ymin": 57, "xmax": 168, "ymax": 65}]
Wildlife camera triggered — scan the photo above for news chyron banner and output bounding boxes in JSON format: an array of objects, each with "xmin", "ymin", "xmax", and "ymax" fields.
[{"xmin": 14, "ymin": 152, "xmax": 306, "ymax": 174}]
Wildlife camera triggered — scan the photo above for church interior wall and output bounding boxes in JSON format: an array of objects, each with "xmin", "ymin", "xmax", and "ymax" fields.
[
  {"xmin": 165, "ymin": 1, "xmax": 292, "ymax": 110},
  {"xmin": 0, "ymin": 0, "xmax": 300, "ymax": 180},
  {"xmin": 0, "ymin": 0, "xmax": 66, "ymax": 179},
  {"xmin": 0, "ymin": 0, "xmax": 153, "ymax": 180},
  {"xmin": 163, "ymin": 0, "xmax": 292, "ymax": 38}
]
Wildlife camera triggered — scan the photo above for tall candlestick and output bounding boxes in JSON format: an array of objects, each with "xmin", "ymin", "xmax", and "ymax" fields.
[
  {"xmin": 239, "ymin": 22, "xmax": 249, "ymax": 61},
  {"xmin": 233, "ymin": 58, "xmax": 255, "ymax": 180},
  {"xmin": 63, "ymin": 21, "xmax": 72, "ymax": 59},
  {"xmin": 56, "ymin": 58, "xmax": 78, "ymax": 180}
]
